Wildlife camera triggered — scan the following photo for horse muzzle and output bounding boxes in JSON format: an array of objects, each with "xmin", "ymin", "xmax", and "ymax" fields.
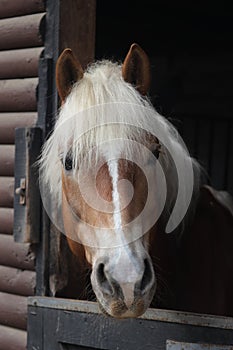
[{"xmin": 91, "ymin": 255, "xmax": 156, "ymax": 318}]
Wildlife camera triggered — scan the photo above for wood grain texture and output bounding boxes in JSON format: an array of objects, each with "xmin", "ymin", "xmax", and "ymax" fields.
[
  {"xmin": 0, "ymin": 324, "xmax": 26, "ymax": 350},
  {"xmin": 0, "ymin": 78, "xmax": 38, "ymax": 112},
  {"xmin": 0, "ymin": 234, "xmax": 35, "ymax": 270},
  {"xmin": 0, "ymin": 0, "xmax": 45, "ymax": 19},
  {"xmin": 0, "ymin": 265, "xmax": 35, "ymax": 296},
  {"xmin": 0, "ymin": 47, "xmax": 43, "ymax": 79},
  {"xmin": 0, "ymin": 13, "xmax": 44, "ymax": 50},
  {"xmin": 27, "ymin": 299, "xmax": 233, "ymax": 350},
  {"xmin": 0, "ymin": 112, "xmax": 37, "ymax": 144},
  {"xmin": 59, "ymin": 0, "xmax": 96, "ymax": 69},
  {"xmin": 0, "ymin": 292, "xmax": 27, "ymax": 330},
  {"xmin": 0, "ymin": 177, "xmax": 14, "ymax": 207},
  {"xmin": 0, "ymin": 208, "xmax": 13, "ymax": 234},
  {"xmin": 0, "ymin": 145, "xmax": 15, "ymax": 176}
]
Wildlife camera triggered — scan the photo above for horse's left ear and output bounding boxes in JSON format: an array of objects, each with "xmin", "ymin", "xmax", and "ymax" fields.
[
  {"xmin": 56, "ymin": 48, "xmax": 84, "ymax": 102},
  {"xmin": 122, "ymin": 43, "xmax": 150, "ymax": 95}
]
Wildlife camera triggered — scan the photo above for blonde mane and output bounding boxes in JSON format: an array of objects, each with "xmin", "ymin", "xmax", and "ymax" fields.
[{"xmin": 39, "ymin": 59, "xmax": 200, "ymax": 235}]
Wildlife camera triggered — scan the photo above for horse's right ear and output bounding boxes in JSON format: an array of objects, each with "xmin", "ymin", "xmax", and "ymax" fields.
[
  {"xmin": 56, "ymin": 48, "xmax": 84, "ymax": 102},
  {"xmin": 122, "ymin": 43, "xmax": 150, "ymax": 95}
]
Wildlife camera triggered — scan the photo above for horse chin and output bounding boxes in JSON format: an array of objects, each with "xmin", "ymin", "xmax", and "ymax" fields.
[
  {"xmin": 97, "ymin": 297, "xmax": 151, "ymax": 319},
  {"xmin": 93, "ymin": 274, "xmax": 157, "ymax": 318}
]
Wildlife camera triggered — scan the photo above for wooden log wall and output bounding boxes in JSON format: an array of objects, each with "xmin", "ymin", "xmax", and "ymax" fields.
[{"xmin": 0, "ymin": 1, "xmax": 45, "ymax": 349}]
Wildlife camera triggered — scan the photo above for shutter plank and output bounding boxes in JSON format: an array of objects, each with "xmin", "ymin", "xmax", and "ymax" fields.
[{"xmin": 14, "ymin": 127, "xmax": 42, "ymax": 243}]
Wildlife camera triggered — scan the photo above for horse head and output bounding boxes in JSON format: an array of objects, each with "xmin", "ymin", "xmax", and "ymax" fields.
[{"xmin": 40, "ymin": 44, "xmax": 198, "ymax": 318}]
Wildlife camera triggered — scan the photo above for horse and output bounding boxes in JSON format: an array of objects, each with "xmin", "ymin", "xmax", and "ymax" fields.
[{"xmin": 39, "ymin": 43, "xmax": 233, "ymax": 318}]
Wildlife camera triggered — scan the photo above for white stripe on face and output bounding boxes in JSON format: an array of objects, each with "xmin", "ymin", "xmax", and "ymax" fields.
[
  {"xmin": 107, "ymin": 158, "xmax": 141, "ymax": 307},
  {"xmin": 107, "ymin": 159, "xmax": 122, "ymax": 231},
  {"xmin": 88, "ymin": 156, "xmax": 154, "ymax": 315}
]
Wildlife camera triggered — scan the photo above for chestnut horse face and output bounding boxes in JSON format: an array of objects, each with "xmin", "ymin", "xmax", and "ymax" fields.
[
  {"xmin": 55, "ymin": 44, "xmax": 158, "ymax": 318},
  {"xmin": 61, "ymin": 150, "xmax": 158, "ymax": 318},
  {"xmin": 40, "ymin": 43, "xmax": 196, "ymax": 318}
]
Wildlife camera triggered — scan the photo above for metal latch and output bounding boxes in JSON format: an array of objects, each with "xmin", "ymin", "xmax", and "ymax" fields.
[{"xmin": 15, "ymin": 178, "xmax": 26, "ymax": 205}]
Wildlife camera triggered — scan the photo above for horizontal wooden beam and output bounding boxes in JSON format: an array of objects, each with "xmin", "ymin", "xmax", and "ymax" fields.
[
  {"xmin": 0, "ymin": 112, "xmax": 37, "ymax": 144},
  {"xmin": 0, "ymin": 292, "xmax": 27, "ymax": 330},
  {"xmin": 28, "ymin": 296, "xmax": 233, "ymax": 330},
  {"xmin": 0, "ymin": 177, "xmax": 14, "ymax": 207},
  {"xmin": 28, "ymin": 297, "xmax": 233, "ymax": 350},
  {"xmin": 0, "ymin": 47, "xmax": 43, "ymax": 79},
  {"xmin": 0, "ymin": 13, "xmax": 45, "ymax": 50},
  {"xmin": 0, "ymin": 324, "xmax": 26, "ymax": 350},
  {"xmin": 0, "ymin": 145, "xmax": 15, "ymax": 176},
  {"xmin": 0, "ymin": 78, "xmax": 38, "ymax": 112},
  {"xmin": 0, "ymin": 234, "xmax": 35, "ymax": 271},
  {"xmin": 0, "ymin": 265, "xmax": 35, "ymax": 296},
  {"xmin": 0, "ymin": 0, "xmax": 45, "ymax": 19},
  {"xmin": 0, "ymin": 208, "xmax": 13, "ymax": 234}
]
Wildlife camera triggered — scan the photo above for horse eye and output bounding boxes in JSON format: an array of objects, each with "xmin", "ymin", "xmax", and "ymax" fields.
[
  {"xmin": 63, "ymin": 153, "xmax": 73, "ymax": 171},
  {"xmin": 152, "ymin": 148, "xmax": 160, "ymax": 159},
  {"xmin": 151, "ymin": 143, "xmax": 161, "ymax": 160}
]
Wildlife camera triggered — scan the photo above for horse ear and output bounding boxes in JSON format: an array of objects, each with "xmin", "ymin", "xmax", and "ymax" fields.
[
  {"xmin": 122, "ymin": 43, "xmax": 150, "ymax": 95},
  {"xmin": 56, "ymin": 48, "xmax": 84, "ymax": 102}
]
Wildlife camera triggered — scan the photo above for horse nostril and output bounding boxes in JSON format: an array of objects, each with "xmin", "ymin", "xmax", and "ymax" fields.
[
  {"xmin": 96, "ymin": 263, "xmax": 113, "ymax": 295},
  {"xmin": 97, "ymin": 263, "xmax": 106, "ymax": 284},
  {"xmin": 141, "ymin": 258, "xmax": 153, "ymax": 293}
]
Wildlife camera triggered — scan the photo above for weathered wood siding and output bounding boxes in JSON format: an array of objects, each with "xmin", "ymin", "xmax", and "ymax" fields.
[{"xmin": 0, "ymin": 0, "xmax": 45, "ymax": 349}]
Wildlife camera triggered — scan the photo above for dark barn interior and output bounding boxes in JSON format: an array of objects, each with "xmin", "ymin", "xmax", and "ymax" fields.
[{"xmin": 96, "ymin": 1, "xmax": 233, "ymax": 194}]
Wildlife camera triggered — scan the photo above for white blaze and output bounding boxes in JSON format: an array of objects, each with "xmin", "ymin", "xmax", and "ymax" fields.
[
  {"xmin": 107, "ymin": 159, "xmax": 138, "ymax": 308},
  {"xmin": 107, "ymin": 159, "xmax": 122, "ymax": 231}
]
